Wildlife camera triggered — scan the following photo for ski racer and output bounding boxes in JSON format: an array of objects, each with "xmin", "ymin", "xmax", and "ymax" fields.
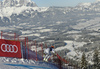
[{"xmin": 43, "ymin": 46, "xmax": 56, "ymax": 62}]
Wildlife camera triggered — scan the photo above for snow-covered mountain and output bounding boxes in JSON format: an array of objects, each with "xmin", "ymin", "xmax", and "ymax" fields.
[
  {"xmin": 96, "ymin": 0, "xmax": 100, "ymax": 2},
  {"xmin": 0, "ymin": 0, "xmax": 47, "ymax": 18},
  {"xmin": 0, "ymin": 0, "xmax": 37, "ymax": 7},
  {"xmin": 77, "ymin": 3, "xmax": 91, "ymax": 7}
]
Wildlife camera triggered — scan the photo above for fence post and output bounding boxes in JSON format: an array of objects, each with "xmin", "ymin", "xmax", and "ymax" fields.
[
  {"xmin": 25, "ymin": 37, "xmax": 26, "ymax": 59},
  {"xmin": 35, "ymin": 40, "xmax": 38, "ymax": 61},
  {"xmin": 14, "ymin": 33, "xmax": 16, "ymax": 40},
  {"xmin": 1, "ymin": 31, "xmax": 3, "ymax": 39},
  {"xmin": 27, "ymin": 37, "xmax": 29, "ymax": 59},
  {"xmin": 18, "ymin": 35, "xmax": 19, "ymax": 41},
  {"xmin": 45, "ymin": 43, "xmax": 47, "ymax": 48},
  {"xmin": 41, "ymin": 43, "xmax": 43, "ymax": 60},
  {"xmin": 20, "ymin": 42, "xmax": 23, "ymax": 59}
]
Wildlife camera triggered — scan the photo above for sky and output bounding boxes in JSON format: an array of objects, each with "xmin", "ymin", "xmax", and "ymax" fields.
[{"xmin": 32, "ymin": 0, "xmax": 96, "ymax": 7}]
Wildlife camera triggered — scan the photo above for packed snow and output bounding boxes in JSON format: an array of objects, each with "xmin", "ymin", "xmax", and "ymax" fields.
[{"xmin": 0, "ymin": 57, "xmax": 58, "ymax": 69}]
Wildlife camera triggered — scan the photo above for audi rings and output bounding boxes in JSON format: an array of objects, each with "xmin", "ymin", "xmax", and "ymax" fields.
[{"xmin": 1, "ymin": 44, "xmax": 18, "ymax": 53}]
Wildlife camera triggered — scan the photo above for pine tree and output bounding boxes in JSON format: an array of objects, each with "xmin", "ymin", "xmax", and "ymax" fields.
[
  {"xmin": 93, "ymin": 49, "xmax": 99, "ymax": 69},
  {"xmin": 81, "ymin": 52, "xmax": 88, "ymax": 69}
]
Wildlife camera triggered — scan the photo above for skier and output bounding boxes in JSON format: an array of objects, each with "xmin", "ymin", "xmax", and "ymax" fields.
[{"xmin": 43, "ymin": 46, "xmax": 56, "ymax": 62}]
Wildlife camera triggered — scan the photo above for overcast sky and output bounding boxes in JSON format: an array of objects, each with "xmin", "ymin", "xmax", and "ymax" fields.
[{"xmin": 32, "ymin": 0, "xmax": 96, "ymax": 7}]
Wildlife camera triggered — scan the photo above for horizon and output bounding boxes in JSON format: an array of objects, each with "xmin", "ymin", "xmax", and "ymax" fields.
[
  {"xmin": 0, "ymin": 0, "xmax": 96, "ymax": 7},
  {"xmin": 32, "ymin": 0, "xmax": 96, "ymax": 7},
  {"xmin": 0, "ymin": 0, "xmax": 97, "ymax": 7}
]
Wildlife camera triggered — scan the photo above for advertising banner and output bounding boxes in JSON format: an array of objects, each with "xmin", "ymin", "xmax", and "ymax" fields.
[{"xmin": 0, "ymin": 39, "xmax": 22, "ymax": 58}]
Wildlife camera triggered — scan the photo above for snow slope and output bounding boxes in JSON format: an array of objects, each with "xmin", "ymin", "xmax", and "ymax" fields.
[
  {"xmin": 55, "ymin": 40, "xmax": 95, "ymax": 64},
  {"xmin": 72, "ymin": 17, "xmax": 100, "ymax": 31},
  {"xmin": 55, "ymin": 40, "xmax": 86, "ymax": 60},
  {"xmin": 0, "ymin": 57, "xmax": 58, "ymax": 69}
]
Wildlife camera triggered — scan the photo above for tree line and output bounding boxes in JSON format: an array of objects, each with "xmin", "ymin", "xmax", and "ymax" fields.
[{"xmin": 81, "ymin": 49, "xmax": 100, "ymax": 69}]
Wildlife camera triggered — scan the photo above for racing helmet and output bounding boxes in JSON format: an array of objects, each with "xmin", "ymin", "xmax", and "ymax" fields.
[{"xmin": 51, "ymin": 46, "xmax": 54, "ymax": 48}]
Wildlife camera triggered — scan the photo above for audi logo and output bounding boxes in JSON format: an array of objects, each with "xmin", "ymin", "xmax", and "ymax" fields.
[{"xmin": 1, "ymin": 44, "xmax": 18, "ymax": 53}]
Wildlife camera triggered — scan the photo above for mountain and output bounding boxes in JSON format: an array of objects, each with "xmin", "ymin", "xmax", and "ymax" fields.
[
  {"xmin": 96, "ymin": 0, "xmax": 100, "ymax": 2},
  {"xmin": 77, "ymin": 3, "xmax": 91, "ymax": 7},
  {"xmin": 1, "ymin": 0, "xmax": 100, "ymax": 40},
  {"xmin": 1, "ymin": 0, "xmax": 100, "ymax": 39},
  {"xmin": 0, "ymin": 0, "xmax": 37, "ymax": 8}
]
